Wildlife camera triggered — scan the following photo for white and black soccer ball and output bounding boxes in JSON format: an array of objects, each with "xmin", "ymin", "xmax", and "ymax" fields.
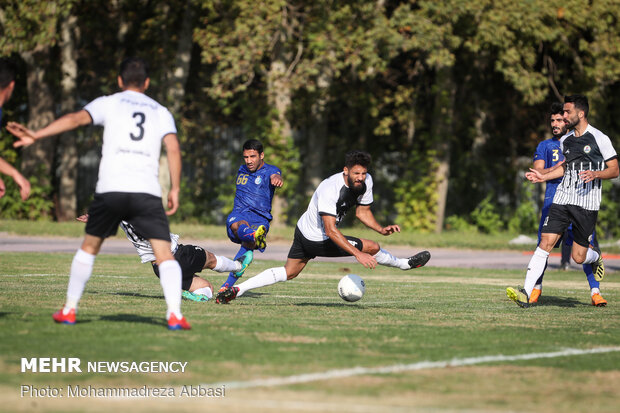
[{"xmin": 338, "ymin": 274, "xmax": 365, "ymax": 302}]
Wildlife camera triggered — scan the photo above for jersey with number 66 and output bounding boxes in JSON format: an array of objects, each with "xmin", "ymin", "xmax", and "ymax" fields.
[
  {"xmin": 84, "ymin": 90, "xmax": 177, "ymax": 197},
  {"xmin": 231, "ymin": 163, "xmax": 281, "ymax": 221}
]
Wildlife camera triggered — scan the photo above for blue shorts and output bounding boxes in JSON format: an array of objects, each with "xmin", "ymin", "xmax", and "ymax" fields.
[{"xmin": 226, "ymin": 210, "xmax": 270, "ymax": 244}]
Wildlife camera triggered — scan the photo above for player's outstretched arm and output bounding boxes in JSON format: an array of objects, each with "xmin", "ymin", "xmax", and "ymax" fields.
[
  {"xmin": 355, "ymin": 205, "xmax": 400, "ymax": 236},
  {"xmin": 163, "ymin": 133, "xmax": 181, "ymax": 216},
  {"xmin": 0, "ymin": 157, "xmax": 30, "ymax": 200},
  {"xmin": 579, "ymin": 158, "xmax": 619, "ymax": 183},
  {"xmin": 322, "ymin": 215, "xmax": 377, "ymax": 269},
  {"xmin": 8, "ymin": 110, "xmax": 92, "ymax": 148},
  {"xmin": 270, "ymin": 173, "xmax": 283, "ymax": 187}
]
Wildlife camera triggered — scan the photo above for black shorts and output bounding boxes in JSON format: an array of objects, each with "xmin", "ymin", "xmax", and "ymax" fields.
[
  {"xmin": 541, "ymin": 204, "xmax": 598, "ymax": 248},
  {"xmin": 152, "ymin": 244, "xmax": 207, "ymax": 290},
  {"xmin": 85, "ymin": 192, "xmax": 170, "ymax": 241},
  {"xmin": 287, "ymin": 226, "xmax": 363, "ymax": 260}
]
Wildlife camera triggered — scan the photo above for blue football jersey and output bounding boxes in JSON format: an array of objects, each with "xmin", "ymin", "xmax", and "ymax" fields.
[
  {"xmin": 533, "ymin": 137, "xmax": 563, "ymax": 197},
  {"xmin": 232, "ymin": 162, "xmax": 281, "ymax": 221}
]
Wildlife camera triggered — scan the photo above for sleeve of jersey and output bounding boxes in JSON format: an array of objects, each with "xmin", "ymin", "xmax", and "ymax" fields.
[
  {"xmin": 83, "ymin": 96, "xmax": 109, "ymax": 126},
  {"xmin": 317, "ymin": 182, "xmax": 338, "ymax": 217},
  {"xmin": 358, "ymin": 174, "xmax": 374, "ymax": 206},
  {"xmin": 598, "ymin": 134, "xmax": 618, "ymax": 162},
  {"xmin": 532, "ymin": 142, "xmax": 545, "ymax": 161},
  {"xmin": 160, "ymin": 108, "xmax": 178, "ymax": 137}
]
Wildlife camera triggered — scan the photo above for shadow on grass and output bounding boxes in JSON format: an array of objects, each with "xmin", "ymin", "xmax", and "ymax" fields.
[
  {"xmin": 536, "ymin": 295, "xmax": 586, "ymax": 308},
  {"xmin": 0, "ymin": 312, "xmax": 10, "ymax": 319},
  {"xmin": 99, "ymin": 313, "xmax": 165, "ymax": 327},
  {"xmin": 112, "ymin": 292, "xmax": 163, "ymax": 300}
]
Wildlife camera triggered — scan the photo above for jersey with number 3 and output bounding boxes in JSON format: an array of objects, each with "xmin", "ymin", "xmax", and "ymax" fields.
[
  {"xmin": 232, "ymin": 163, "xmax": 281, "ymax": 221},
  {"xmin": 533, "ymin": 137, "xmax": 564, "ymax": 199},
  {"xmin": 84, "ymin": 90, "xmax": 177, "ymax": 197}
]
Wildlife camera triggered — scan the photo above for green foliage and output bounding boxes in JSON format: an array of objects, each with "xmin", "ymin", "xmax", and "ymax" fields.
[
  {"xmin": 507, "ymin": 181, "xmax": 539, "ymax": 234},
  {"xmin": 393, "ymin": 150, "xmax": 438, "ymax": 232},
  {"xmin": 0, "ymin": 175, "xmax": 54, "ymax": 220},
  {"xmin": 444, "ymin": 215, "xmax": 477, "ymax": 232},
  {"xmin": 470, "ymin": 195, "xmax": 503, "ymax": 234},
  {"xmin": 597, "ymin": 181, "xmax": 620, "ymax": 239}
]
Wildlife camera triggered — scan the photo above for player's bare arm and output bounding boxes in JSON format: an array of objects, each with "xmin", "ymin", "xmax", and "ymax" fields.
[
  {"xmin": 163, "ymin": 133, "xmax": 181, "ymax": 216},
  {"xmin": 8, "ymin": 110, "xmax": 92, "ymax": 148},
  {"xmin": 322, "ymin": 214, "xmax": 377, "ymax": 269},
  {"xmin": 526, "ymin": 163, "xmax": 565, "ymax": 183},
  {"xmin": 270, "ymin": 173, "xmax": 283, "ymax": 187},
  {"xmin": 355, "ymin": 204, "xmax": 400, "ymax": 236},
  {"xmin": 578, "ymin": 158, "xmax": 619, "ymax": 183},
  {"xmin": 0, "ymin": 157, "xmax": 30, "ymax": 200},
  {"xmin": 533, "ymin": 159, "xmax": 565, "ymax": 175}
]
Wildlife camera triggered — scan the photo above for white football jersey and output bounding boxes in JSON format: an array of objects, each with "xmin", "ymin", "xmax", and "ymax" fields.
[
  {"xmin": 84, "ymin": 90, "xmax": 177, "ymax": 197},
  {"xmin": 296, "ymin": 172, "xmax": 373, "ymax": 241},
  {"xmin": 119, "ymin": 221, "xmax": 179, "ymax": 263}
]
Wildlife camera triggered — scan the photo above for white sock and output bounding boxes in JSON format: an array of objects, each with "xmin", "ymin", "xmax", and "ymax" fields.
[
  {"xmin": 212, "ymin": 255, "xmax": 240, "ymax": 273},
  {"xmin": 524, "ymin": 247, "xmax": 550, "ymax": 296},
  {"xmin": 583, "ymin": 248, "xmax": 600, "ymax": 264},
  {"xmin": 374, "ymin": 249, "xmax": 409, "ymax": 270},
  {"xmin": 237, "ymin": 267, "xmax": 287, "ymax": 296},
  {"xmin": 192, "ymin": 286, "xmax": 213, "ymax": 298},
  {"xmin": 158, "ymin": 260, "xmax": 183, "ymax": 319},
  {"xmin": 591, "ymin": 288, "xmax": 600, "ymax": 296},
  {"xmin": 64, "ymin": 249, "xmax": 96, "ymax": 314}
]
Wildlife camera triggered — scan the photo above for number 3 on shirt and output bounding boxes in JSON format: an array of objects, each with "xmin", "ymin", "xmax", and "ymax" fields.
[
  {"xmin": 552, "ymin": 149, "xmax": 559, "ymax": 162},
  {"xmin": 130, "ymin": 112, "xmax": 145, "ymax": 141},
  {"xmin": 236, "ymin": 174, "xmax": 249, "ymax": 185}
]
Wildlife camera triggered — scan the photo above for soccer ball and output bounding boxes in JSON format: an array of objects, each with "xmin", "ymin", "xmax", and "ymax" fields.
[{"xmin": 338, "ymin": 274, "xmax": 365, "ymax": 302}]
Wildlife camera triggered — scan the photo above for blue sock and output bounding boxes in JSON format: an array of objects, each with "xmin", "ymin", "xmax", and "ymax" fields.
[
  {"xmin": 220, "ymin": 246, "xmax": 250, "ymax": 289},
  {"xmin": 237, "ymin": 224, "xmax": 255, "ymax": 243},
  {"xmin": 583, "ymin": 264, "xmax": 599, "ymax": 289}
]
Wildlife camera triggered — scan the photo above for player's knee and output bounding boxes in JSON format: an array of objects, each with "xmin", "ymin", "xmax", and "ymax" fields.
[
  {"xmin": 362, "ymin": 240, "xmax": 380, "ymax": 255},
  {"xmin": 204, "ymin": 252, "xmax": 216, "ymax": 269}
]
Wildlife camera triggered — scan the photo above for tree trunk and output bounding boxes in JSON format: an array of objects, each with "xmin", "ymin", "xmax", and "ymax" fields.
[
  {"xmin": 266, "ymin": 58, "xmax": 292, "ymax": 227},
  {"xmin": 21, "ymin": 49, "xmax": 56, "ymax": 192},
  {"xmin": 57, "ymin": 13, "xmax": 78, "ymax": 221},
  {"xmin": 431, "ymin": 66, "xmax": 456, "ymax": 233},
  {"xmin": 305, "ymin": 72, "xmax": 331, "ymax": 197}
]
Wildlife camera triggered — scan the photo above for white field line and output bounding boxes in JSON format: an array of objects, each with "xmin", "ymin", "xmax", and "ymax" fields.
[
  {"xmin": 207, "ymin": 346, "xmax": 620, "ymax": 390},
  {"xmin": 1, "ymin": 273, "xmax": 131, "ymax": 278}
]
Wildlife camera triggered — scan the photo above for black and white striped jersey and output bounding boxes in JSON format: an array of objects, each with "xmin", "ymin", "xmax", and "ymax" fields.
[
  {"xmin": 119, "ymin": 221, "xmax": 179, "ymax": 263},
  {"xmin": 553, "ymin": 124, "xmax": 617, "ymax": 211}
]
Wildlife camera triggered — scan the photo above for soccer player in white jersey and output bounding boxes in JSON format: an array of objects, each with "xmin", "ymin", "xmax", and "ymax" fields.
[
  {"xmin": 507, "ymin": 95, "xmax": 619, "ymax": 308},
  {"xmin": 215, "ymin": 150, "xmax": 431, "ymax": 304},
  {"xmin": 8, "ymin": 57, "xmax": 191, "ymax": 329}
]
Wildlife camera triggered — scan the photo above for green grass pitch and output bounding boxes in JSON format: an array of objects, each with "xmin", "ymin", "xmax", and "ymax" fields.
[{"xmin": 1, "ymin": 252, "xmax": 619, "ymax": 412}]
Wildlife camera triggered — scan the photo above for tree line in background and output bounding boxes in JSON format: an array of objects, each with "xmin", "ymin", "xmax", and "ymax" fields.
[{"xmin": 1, "ymin": 0, "xmax": 619, "ymax": 237}]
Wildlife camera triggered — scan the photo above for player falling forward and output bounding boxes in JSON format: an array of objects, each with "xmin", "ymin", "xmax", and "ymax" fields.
[
  {"xmin": 77, "ymin": 214, "xmax": 252, "ymax": 301},
  {"xmin": 8, "ymin": 57, "xmax": 191, "ymax": 329},
  {"xmin": 216, "ymin": 150, "xmax": 430, "ymax": 304},
  {"xmin": 220, "ymin": 139, "xmax": 282, "ymax": 290},
  {"xmin": 529, "ymin": 103, "xmax": 604, "ymax": 305},
  {"xmin": 507, "ymin": 95, "xmax": 619, "ymax": 308}
]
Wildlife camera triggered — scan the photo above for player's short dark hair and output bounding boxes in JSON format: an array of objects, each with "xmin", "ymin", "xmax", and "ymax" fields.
[
  {"xmin": 243, "ymin": 139, "xmax": 263, "ymax": 154},
  {"xmin": 0, "ymin": 57, "xmax": 16, "ymax": 89},
  {"xmin": 120, "ymin": 57, "xmax": 149, "ymax": 87},
  {"xmin": 345, "ymin": 150, "xmax": 372, "ymax": 169},
  {"xmin": 564, "ymin": 94, "xmax": 589, "ymax": 118},
  {"xmin": 550, "ymin": 102, "xmax": 563, "ymax": 116}
]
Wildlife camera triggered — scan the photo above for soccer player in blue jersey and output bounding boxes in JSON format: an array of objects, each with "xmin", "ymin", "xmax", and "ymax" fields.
[
  {"xmin": 220, "ymin": 139, "xmax": 283, "ymax": 290},
  {"xmin": 528, "ymin": 102, "xmax": 604, "ymax": 305}
]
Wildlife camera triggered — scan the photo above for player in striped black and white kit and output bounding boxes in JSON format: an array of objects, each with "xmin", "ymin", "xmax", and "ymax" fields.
[
  {"xmin": 508, "ymin": 95, "xmax": 619, "ymax": 308},
  {"xmin": 8, "ymin": 58, "xmax": 192, "ymax": 329}
]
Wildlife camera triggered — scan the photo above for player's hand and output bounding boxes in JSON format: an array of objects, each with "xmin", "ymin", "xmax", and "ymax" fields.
[
  {"xmin": 270, "ymin": 174, "xmax": 283, "ymax": 187},
  {"xmin": 579, "ymin": 170, "xmax": 597, "ymax": 183},
  {"xmin": 355, "ymin": 252, "xmax": 377, "ymax": 269},
  {"xmin": 166, "ymin": 187, "xmax": 179, "ymax": 216},
  {"xmin": 525, "ymin": 168, "xmax": 544, "ymax": 183},
  {"xmin": 7, "ymin": 122, "xmax": 37, "ymax": 148},
  {"xmin": 76, "ymin": 214, "xmax": 89, "ymax": 223},
  {"xmin": 380, "ymin": 225, "xmax": 400, "ymax": 236},
  {"xmin": 12, "ymin": 172, "xmax": 31, "ymax": 200}
]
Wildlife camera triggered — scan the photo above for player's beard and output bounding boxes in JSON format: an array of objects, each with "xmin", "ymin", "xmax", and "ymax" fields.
[
  {"xmin": 565, "ymin": 116, "xmax": 578, "ymax": 130},
  {"xmin": 347, "ymin": 175, "xmax": 366, "ymax": 197}
]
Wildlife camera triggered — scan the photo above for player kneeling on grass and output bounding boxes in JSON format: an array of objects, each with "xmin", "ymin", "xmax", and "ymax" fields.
[
  {"xmin": 77, "ymin": 215, "xmax": 252, "ymax": 301},
  {"xmin": 216, "ymin": 150, "xmax": 431, "ymax": 304}
]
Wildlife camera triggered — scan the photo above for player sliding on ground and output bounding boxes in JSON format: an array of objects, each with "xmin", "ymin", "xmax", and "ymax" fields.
[
  {"xmin": 216, "ymin": 150, "xmax": 431, "ymax": 304},
  {"xmin": 77, "ymin": 214, "xmax": 253, "ymax": 302},
  {"xmin": 8, "ymin": 58, "xmax": 192, "ymax": 329}
]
